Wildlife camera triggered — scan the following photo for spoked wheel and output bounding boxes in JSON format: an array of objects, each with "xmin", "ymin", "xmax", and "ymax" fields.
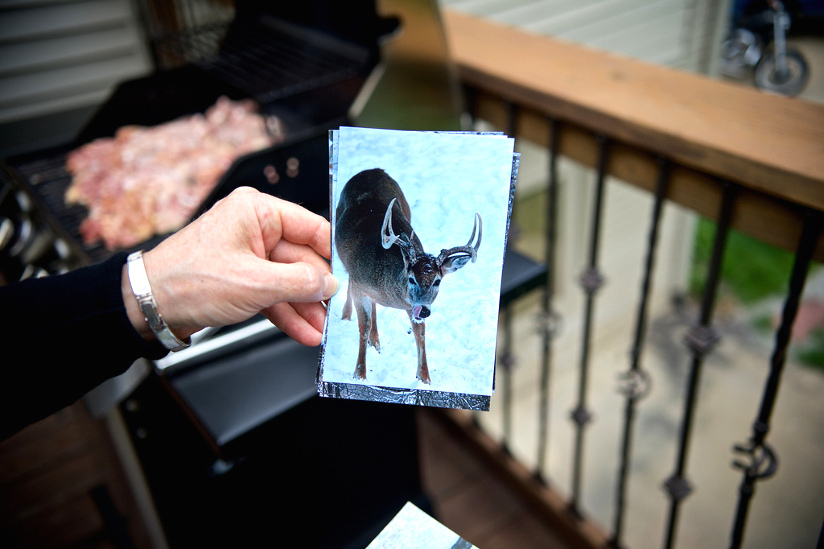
[{"xmin": 754, "ymin": 50, "xmax": 809, "ymax": 96}]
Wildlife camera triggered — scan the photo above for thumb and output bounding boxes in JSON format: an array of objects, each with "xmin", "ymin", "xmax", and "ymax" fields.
[{"xmin": 260, "ymin": 261, "xmax": 339, "ymax": 304}]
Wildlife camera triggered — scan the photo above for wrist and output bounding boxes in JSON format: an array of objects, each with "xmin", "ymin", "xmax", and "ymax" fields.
[
  {"xmin": 122, "ymin": 263, "xmax": 154, "ymax": 341},
  {"xmin": 123, "ymin": 251, "xmax": 192, "ymax": 351}
]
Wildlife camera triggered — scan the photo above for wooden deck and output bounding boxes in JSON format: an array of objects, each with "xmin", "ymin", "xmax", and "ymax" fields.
[{"xmin": 416, "ymin": 408, "xmax": 572, "ymax": 549}]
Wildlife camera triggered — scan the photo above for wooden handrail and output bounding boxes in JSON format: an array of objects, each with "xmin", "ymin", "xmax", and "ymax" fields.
[{"xmin": 442, "ymin": 10, "xmax": 824, "ymax": 260}]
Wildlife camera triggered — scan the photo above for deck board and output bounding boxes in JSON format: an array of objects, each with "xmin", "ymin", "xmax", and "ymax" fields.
[{"xmin": 416, "ymin": 408, "xmax": 570, "ymax": 549}]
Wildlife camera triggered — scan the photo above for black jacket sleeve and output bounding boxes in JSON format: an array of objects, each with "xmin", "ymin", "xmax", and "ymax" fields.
[{"xmin": 0, "ymin": 251, "xmax": 169, "ymax": 439}]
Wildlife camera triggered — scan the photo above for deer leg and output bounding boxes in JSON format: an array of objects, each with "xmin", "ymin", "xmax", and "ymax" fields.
[
  {"xmin": 368, "ymin": 300, "xmax": 381, "ymax": 352},
  {"xmin": 408, "ymin": 313, "xmax": 430, "ymax": 384},
  {"xmin": 341, "ymin": 279, "xmax": 354, "ymax": 321},
  {"xmin": 350, "ymin": 293, "xmax": 371, "ymax": 380}
]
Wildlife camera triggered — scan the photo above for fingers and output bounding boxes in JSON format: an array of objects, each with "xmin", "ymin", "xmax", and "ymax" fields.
[
  {"xmin": 151, "ymin": 187, "xmax": 337, "ymax": 344},
  {"xmin": 268, "ymin": 239, "xmax": 331, "ymax": 272},
  {"xmin": 263, "ymin": 301, "xmax": 327, "ymax": 347},
  {"xmin": 259, "ymin": 260, "xmax": 339, "ymax": 303},
  {"xmin": 250, "ymin": 191, "xmax": 332, "ymax": 260}
]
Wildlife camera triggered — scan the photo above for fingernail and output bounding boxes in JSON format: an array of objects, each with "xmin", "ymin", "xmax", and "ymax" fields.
[{"xmin": 323, "ymin": 273, "xmax": 339, "ymax": 300}]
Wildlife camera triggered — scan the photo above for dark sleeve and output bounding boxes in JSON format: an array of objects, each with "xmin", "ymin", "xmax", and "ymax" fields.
[{"xmin": 0, "ymin": 251, "xmax": 169, "ymax": 439}]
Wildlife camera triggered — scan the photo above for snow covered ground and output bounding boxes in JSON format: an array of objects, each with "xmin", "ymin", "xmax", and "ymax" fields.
[{"xmin": 320, "ymin": 127, "xmax": 515, "ymax": 398}]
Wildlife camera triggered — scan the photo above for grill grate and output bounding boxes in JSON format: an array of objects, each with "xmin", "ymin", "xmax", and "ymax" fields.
[
  {"xmin": 155, "ymin": 18, "xmax": 370, "ymax": 103},
  {"xmin": 10, "ymin": 153, "xmax": 110, "ymax": 262}
]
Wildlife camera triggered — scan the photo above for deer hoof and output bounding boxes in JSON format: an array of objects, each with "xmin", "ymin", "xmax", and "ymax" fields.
[
  {"xmin": 354, "ymin": 364, "xmax": 367, "ymax": 380},
  {"xmin": 417, "ymin": 372, "xmax": 431, "ymax": 384}
]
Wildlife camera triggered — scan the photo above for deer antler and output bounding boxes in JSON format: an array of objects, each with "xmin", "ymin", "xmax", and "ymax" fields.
[
  {"xmin": 381, "ymin": 198, "xmax": 399, "ymax": 249},
  {"xmin": 437, "ymin": 213, "xmax": 482, "ymax": 266},
  {"xmin": 381, "ymin": 198, "xmax": 417, "ymax": 263}
]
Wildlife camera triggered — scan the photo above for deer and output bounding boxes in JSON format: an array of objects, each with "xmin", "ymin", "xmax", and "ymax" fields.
[{"xmin": 334, "ymin": 168, "xmax": 482, "ymax": 385}]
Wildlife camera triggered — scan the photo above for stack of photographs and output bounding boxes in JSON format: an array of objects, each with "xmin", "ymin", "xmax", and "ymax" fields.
[{"xmin": 318, "ymin": 126, "xmax": 519, "ymax": 411}]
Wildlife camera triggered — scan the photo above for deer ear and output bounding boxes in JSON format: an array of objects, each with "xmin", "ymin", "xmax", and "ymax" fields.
[
  {"xmin": 399, "ymin": 244, "xmax": 416, "ymax": 269},
  {"xmin": 440, "ymin": 253, "xmax": 472, "ymax": 274}
]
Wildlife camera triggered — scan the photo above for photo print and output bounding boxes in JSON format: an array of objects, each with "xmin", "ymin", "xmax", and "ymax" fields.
[
  {"xmin": 318, "ymin": 126, "xmax": 518, "ymax": 411},
  {"xmin": 366, "ymin": 501, "xmax": 477, "ymax": 549}
]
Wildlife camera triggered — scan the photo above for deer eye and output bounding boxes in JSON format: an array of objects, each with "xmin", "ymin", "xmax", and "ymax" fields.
[
  {"xmin": 408, "ymin": 276, "xmax": 416, "ymax": 285},
  {"xmin": 433, "ymin": 279, "xmax": 441, "ymax": 286}
]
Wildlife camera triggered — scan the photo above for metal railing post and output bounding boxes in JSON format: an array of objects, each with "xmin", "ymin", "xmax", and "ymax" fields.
[
  {"xmin": 729, "ymin": 209, "xmax": 823, "ymax": 548},
  {"xmin": 663, "ymin": 181, "xmax": 737, "ymax": 549},
  {"xmin": 498, "ymin": 102, "xmax": 520, "ymax": 450},
  {"xmin": 536, "ymin": 117, "xmax": 561, "ymax": 483},
  {"xmin": 569, "ymin": 135, "xmax": 609, "ymax": 517},
  {"xmin": 610, "ymin": 157, "xmax": 670, "ymax": 547}
]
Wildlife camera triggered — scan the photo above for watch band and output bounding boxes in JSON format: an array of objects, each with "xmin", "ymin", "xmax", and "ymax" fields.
[{"xmin": 127, "ymin": 251, "xmax": 190, "ymax": 352}]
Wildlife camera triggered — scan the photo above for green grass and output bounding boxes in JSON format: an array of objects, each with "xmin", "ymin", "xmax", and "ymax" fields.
[
  {"xmin": 690, "ymin": 217, "xmax": 823, "ymax": 371},
  {"xmin": 690, "ymin": 217, "xmax": 799, "ymax": 304},
  {"xmin": 797, "ymin": 328, "xmax": 824, "ymax": 367}
]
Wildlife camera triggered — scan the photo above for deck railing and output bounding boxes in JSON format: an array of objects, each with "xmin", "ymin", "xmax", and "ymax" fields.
[{"xmin": 437, "ymin": 10, "xmax": 824, "ymax": 549}]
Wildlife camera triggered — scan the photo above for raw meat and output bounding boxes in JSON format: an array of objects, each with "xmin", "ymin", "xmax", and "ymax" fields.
[{"xmin": 65, "ymin": 96, "xmax": 283, "ymax": 250}]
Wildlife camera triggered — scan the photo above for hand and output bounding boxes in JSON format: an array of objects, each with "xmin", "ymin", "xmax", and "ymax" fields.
[{"xmin": 122, "ymin": 187, "xmax": 338, "ymax": 347}]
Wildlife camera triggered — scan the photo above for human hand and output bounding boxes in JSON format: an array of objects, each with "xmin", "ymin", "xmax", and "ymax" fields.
[{"xmin": 122, "ymin": 187, "xmax": 338, "ymax": 347}]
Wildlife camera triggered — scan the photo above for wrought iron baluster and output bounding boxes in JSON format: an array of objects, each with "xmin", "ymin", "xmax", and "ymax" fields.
[
  {"xmin": 536, "ymin": 117, "xmax": 561, "ymax": 483},
  {"xmin": 499, "ymin": 101, "xmax": 519, "ymax": 450},
  {"xmin": 569, "ymin": 135, "xmax": 609, "ymax": 517},
  {"xmin": 663, "ymin": 181, "xmax": 737, "ymax": 549},
  {"xmin": 500, "ymin": 306, "xmax": 514, "ymax": 450},
  {"xmin": 463, "ymin": 84, "xmax": 478, "ymax": 130},
  {"xmin": 609, "ymin": 157, "xmax": 670, "ymax": 547},
  {"xmin": 728, "ymin": 209, "xmax": 823, "ymax": 549}
]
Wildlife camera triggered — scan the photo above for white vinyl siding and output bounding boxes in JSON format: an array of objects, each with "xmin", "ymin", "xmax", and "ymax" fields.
[
  {"xmin": 0, "ymin": 0, "xmax": 153, "ymax": 125},
  {"xmin": 441, "ymin": 0, "xmax": 731, "ymax": 72}
]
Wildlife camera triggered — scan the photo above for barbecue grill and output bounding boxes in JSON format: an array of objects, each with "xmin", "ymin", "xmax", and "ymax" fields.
[
  {"xmin": 0, "ymin": 2, "xmax": 545, "ymax": 546},
  {"xmin": 1, "ymin": 1, "xmax": 405, "ymax": 266}
]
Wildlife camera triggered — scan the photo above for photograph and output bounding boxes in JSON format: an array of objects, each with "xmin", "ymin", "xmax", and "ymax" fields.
[
  {"xmin": 366, "ymin": 502, "xmax": 477, "ymax": 549},
  {"xmin": 318, "ymin": 126, "xmax": 517, "ymax": 409}
]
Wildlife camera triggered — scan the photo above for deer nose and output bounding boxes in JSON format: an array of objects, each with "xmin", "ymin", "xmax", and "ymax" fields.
[{"xmin": 419, "ymin": 307, "xmax": 431, "ymax": 318}]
